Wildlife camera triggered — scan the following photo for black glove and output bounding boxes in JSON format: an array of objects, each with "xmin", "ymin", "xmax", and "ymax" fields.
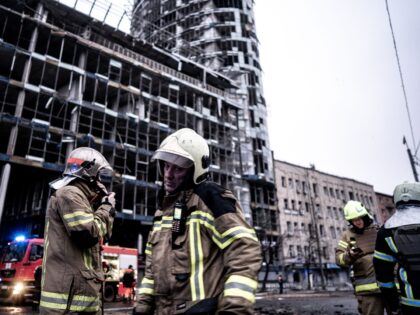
[
  {"xmin": 101, "ymin": 192, "xmax": 116, "ymax": 217},
  {"xmin": 348, "ymin": 247, "xmax": 364, "ymax": 260}
]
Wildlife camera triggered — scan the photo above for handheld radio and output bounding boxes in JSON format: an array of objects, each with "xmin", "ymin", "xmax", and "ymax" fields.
[{"xmin": 172, "ymin": 201, "xmax": 188, "ymax": 236}]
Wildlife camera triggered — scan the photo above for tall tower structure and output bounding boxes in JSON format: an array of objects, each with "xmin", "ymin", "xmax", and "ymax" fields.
[{"xmin": 132, "ymin": 0, "xmax": 278, "ymax": 247}]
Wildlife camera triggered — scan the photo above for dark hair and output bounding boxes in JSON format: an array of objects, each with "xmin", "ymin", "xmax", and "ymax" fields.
[{"xmin": 349, "ymin": 215, "xmax": 372, "ymax": 234}]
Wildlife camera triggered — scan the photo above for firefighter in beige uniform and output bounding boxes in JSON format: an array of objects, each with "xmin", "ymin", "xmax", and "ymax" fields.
[
  {"xmin": 40, "ymin": 148, "xmax": 115, "ymax": 314},
  {"xmin": 134, "ymin": 128, "xmax": 262, "ymax": 315},
  {"xmin": 335, "ymin": 201, "xmax": 387, "ymax": 315}
]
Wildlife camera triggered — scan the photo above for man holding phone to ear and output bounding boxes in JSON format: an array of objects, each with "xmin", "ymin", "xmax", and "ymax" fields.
[
  {"xmin": 40, "ymin": 147, "xmax": 116, "ymax": 314},
  {"xmin": 335, "ymin": 201, "xmax": 388, "ymax": 315}
]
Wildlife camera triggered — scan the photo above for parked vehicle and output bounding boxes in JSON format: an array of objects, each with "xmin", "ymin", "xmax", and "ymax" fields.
[
  {"xmin": 0, "ymin": 236, "xmax": 138, "ymax": 305},
  {"xmin": 0, "ymin": 237, "xmax": 43, "ymax": 305}
]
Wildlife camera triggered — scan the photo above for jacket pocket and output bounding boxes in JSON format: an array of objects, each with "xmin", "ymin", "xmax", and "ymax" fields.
[
  {"xmin": 148, "ymin": 231, "xmax": 162, "ymax": 276},
  {"xmin": 172, "ymin": 231, "xmax": 190, "ymax": 275},
  {"xmin": 150, "ymin": 230, "xmax": 175, "ymax": 295},
  {"xmin": 80, "ymin": 269, "xmax": 102, "ymax": 296},
  {"xmin": 172, "ymin": 231, "xmax": 191, "ymax": 299}
]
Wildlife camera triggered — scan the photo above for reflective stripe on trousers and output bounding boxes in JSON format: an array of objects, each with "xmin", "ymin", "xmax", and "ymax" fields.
[
  {"xmin": 354, "ymin": 276, "xmax": 379, "ymax": 293},
  {"xmin": 40, "ymin": 290, "xmax": 99, "ymax": 312}
]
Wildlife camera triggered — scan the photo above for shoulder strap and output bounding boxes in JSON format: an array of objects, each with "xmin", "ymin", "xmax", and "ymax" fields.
[{"xmin": 392, "ymin": 225, "xmax": 420, "ymax": 272}]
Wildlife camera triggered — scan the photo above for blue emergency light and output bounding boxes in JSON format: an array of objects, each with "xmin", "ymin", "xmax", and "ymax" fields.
[{"xmin": 14, "ymin": 235, "xmax": 26, "ymax": 242}]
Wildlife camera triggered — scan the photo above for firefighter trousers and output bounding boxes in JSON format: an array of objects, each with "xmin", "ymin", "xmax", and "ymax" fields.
[{"xmin": 356, "ymin": 294, "xmax": 387, "ymax": 315}]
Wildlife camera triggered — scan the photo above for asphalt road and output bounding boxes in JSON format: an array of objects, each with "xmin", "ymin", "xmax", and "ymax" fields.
[
  {"xmin": 0, "ymin": 291, "xmax": 359, "ymax": 315},
  {"xmin": 255, "ymin": 291, "xmax": 359, "ymax": 315}
]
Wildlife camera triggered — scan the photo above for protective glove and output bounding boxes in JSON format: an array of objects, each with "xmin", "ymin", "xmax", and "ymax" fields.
[
  {"xmin": 101, "ymin": 192, "xmax": 116, "ymax": 207},
  {"xmin": 348, "ymin": 247, "xmax": 364, "ymax": 260},
  {"xmin": 101, "ymin": 192, "xmax": 116, "ymax": 217}
]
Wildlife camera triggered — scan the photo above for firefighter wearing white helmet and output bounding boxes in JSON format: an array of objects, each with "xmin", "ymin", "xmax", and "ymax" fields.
[
  {"xmin": 40, "ymin": 147, "xmax": 115, "ymax": 314},
  {"xmin": 151, "ymin": 128, "xmax": 210, "ymax": 186},
  {"xmin": 134, "ymin": 128, "xmax": 261, "ymax": 315},
  {"xmin": 374, "ymin": 182, "xmax": 420, "ymax": 315},
  {"xmin": 336, "ymin": 200, "xmax": 388, "ymax": 315},
  {"xmin": 50, "ymin": 147, "xmax": 114, "ymax": 193}
]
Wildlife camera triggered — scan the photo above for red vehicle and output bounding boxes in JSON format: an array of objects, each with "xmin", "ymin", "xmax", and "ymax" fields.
[
  {"xmin": 0, "ymin": 237, "xmax": 138, "ymax": 305},
  {"xmin": 102, "ymin": 245, "xmax": 138, "ymax": 302},
  {"xmin": 0, "ymin": 237, "xmax": 43, "ymax": 305}
]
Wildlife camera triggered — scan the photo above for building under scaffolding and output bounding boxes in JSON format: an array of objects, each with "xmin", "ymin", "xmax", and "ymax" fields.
[
  {"xmin": 131, "ymin": 0, "xmax": 279, "ymax": 268},
  {"xmin": 0, "ymin": 0, "xmax": 247, "ymax": 249}
]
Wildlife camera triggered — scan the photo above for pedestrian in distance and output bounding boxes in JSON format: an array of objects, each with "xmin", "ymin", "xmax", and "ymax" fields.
[
  {"xmin": 40, "ymin": 147, "xmax": 116, "ymax": 314},
  {"xmin": 133, "ymin": 128, "xmax": 262, "ymax": 315},
  {"xmin": 335, "ymin": 201, "xmax": 388, "ymax": 315},
  {"xmin": 277, "ymin": 274, "xmax": 284, "ymax": 294},
  {"xmin": 122, "ymin": 265, "xmax": 136, "ymax": 303},
  {"xmin": 374, "ymin": 181, "xmax": 420, "ymax": 315}
]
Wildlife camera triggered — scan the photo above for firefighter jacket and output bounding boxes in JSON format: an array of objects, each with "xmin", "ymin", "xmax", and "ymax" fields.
[
  {"xmin": 135, "ymin": 181, "xmax": 262, "ymax": 315},
  {"xmin": 335, "ymin": 224, "xmax": 380, "ymax": 295},
  {"xmin": 373, "ymin": 206, "xmax": 420, "ymax": 313},
  {"xmin": 40, "ymin": 180, "xmax": 114, "ymax": 314}
]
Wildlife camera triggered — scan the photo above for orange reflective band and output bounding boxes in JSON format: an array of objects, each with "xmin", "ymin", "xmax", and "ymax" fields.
[{"xmin": 67, "ymin": 157, "xmax": 85, "ymax": 165}]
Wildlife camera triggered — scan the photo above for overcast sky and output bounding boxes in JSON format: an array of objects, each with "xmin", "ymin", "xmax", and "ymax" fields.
[{"xmin": 254, "ymin": 0, "xmax": 420, "ymax": 194}]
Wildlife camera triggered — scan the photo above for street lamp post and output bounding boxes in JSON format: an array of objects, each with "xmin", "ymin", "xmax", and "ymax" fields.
[
  {"xmin": 306, "ymin": 169, "xmax": 327, "ymax": 290},
  {"xmin": 255, "ymin": 226, "xmax": 275, "ymax": 292},
  {"xmin": 403, "ymin": 136, "xmax": 419, "ymax": 182}
]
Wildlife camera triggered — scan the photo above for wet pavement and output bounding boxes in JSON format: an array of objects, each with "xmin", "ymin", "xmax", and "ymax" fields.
[
  {"xmin": 0, "ymin": 291, "xmax": 359, "ymax": 315},
  {"xmin": 0, "ymin": 301, "xmax": 134, "ymax": 315},
  {"xmin": 255, "ymin": 291, "xmax": 358, "ymax": 315}
]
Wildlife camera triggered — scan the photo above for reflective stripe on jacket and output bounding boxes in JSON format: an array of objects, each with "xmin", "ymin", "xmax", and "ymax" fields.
[
  {"xmin": 40, "ymin": 181, "xmax": 114, "ymax": 314},
  {"xmin": 374, "ymin": 225, "xmax": 420, "ymax": 312},
  {"xmin": 135, "ymin": 181, "xmax": 262, "ymax": 315},
  {"xmin": 335, "ymin": 224, "xmax": 380, "ymax": 295}
]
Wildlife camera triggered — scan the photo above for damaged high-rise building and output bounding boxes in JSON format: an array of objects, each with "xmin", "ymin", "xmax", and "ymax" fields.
[
  {"xmin": 0, "ymin": 0, "xmax": 279, "ymax": 277},
  {"xmin": 0, "ymin": 0, "xmax": 248, "ymax": 247},
  {"xmin": 131, "ymin": 0, "xmax": 279, "ymax": 261}
]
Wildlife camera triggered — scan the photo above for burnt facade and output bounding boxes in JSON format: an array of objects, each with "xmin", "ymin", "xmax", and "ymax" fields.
[{"xmin": 0, "ymin": 0, "xmax": 245, "ymax": 248}]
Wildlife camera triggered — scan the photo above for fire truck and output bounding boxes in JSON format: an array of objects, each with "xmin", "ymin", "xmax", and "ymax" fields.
[
  {"xmin": 102, "ymin": 246, "xmax": 138, "ymax": 302},
  {"xmin": 0, "ymin": 236, "xmax": 138, "ymax": 305}
]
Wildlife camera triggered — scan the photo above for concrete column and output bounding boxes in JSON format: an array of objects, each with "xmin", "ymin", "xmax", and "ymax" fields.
[
  {"xmin": 1, "ymin": 2, "xmax": 45, "ymax": 226},
  {"xmin": 67, "ymin": 52, "xmax": 86, "ymax": 156},
  {"xmin": 0, "ymin": 164, "xmax": 11, "ymax": 226}
]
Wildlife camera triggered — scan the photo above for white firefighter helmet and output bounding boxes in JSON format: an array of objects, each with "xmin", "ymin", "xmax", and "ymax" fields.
[
  {"xmin": 151, "ymin": 128, "xmax": 210, "ymax": 184},
  {"xmin": 393, "ymin": 181, "xmax": 420, "ymax": 206},
  {"xmin": 343, "ymin": 200, "xmax": 372, "ymax": 221},
  {"xmin": 50, "ymin": 147, "xmax": 113, "ymax": 190}
]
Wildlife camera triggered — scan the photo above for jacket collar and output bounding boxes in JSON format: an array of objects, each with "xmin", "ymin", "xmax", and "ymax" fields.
[
  {"xmin": 71, "ymin": 179, "xmax": 97, "ymax": 201},
  {"xmin": 161, "ymin": 188, "xmax": 194, "ymax": 210}
]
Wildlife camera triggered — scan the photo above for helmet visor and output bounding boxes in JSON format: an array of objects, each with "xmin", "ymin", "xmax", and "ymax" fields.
[
  {"xmin": 97, "ymin": 167, "xmax": 113, "ymax": 182},
  {"xmin": 152, "ymin": 151, "xmax": 193, "ymax": 169},
  {"xmin": 49, "ymin": 175, "xmax": 77, "ymax": 190}
]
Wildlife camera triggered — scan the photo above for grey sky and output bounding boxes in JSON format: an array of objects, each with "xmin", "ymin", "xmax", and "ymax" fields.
[{"xmin": 255, "ymin": 0, "xmax": 420, "ymax": 194}]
